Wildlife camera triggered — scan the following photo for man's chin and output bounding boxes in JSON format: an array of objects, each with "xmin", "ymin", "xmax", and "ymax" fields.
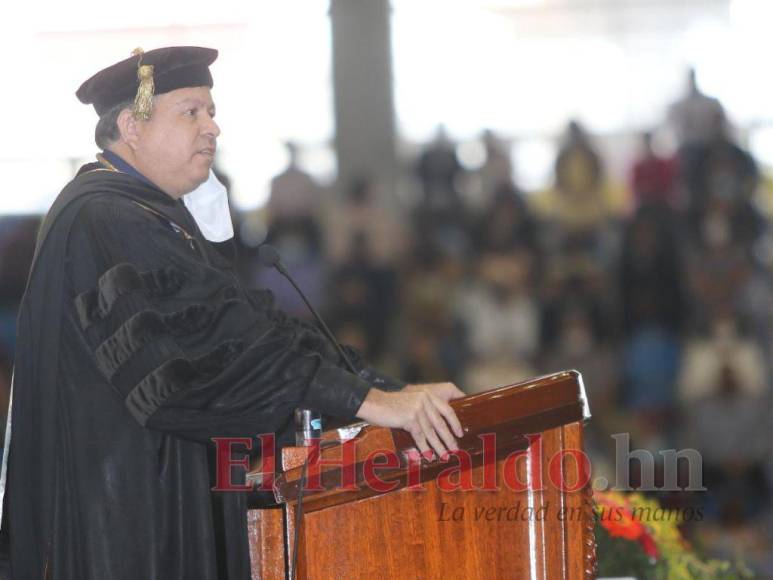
[
  {"xmin": 179, "ymin": 172, "xmax": 210, "ymax": 197},
  {"xmin": 196, "ymin": 152, "xmax": 215, "ymax": 165}
]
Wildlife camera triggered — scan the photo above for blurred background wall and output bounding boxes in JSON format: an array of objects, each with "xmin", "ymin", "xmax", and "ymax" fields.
[{"xmin": 0, "ymin": 0, "xmax": 771, "ymax": 574}]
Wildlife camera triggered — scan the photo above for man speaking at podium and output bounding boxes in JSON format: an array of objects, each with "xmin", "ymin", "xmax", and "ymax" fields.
[{"xmin": 3, "ymin": 46, "xmax": 463, "ymax": 580}]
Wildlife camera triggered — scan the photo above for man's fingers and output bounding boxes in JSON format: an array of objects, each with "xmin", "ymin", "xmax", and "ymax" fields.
[
  {"xmin": 431, "ymin": 394, "xmax": 464, "ymax": 439},
  {"xmin": 408, "ymin": 424, "xmax": 432, "ymax": 460},
  {"xmin": 417, "ymin": 409, "xmax": 447, "ymax": 459},
  {"xmin": 425, "ymin": 400, "xmax": 459, "ymax": 451}
]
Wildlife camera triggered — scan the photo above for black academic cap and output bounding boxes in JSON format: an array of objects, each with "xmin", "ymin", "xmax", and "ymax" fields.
[{"xmin": 76, "ymin": 46, "xmax": 218, "ymax": 116}]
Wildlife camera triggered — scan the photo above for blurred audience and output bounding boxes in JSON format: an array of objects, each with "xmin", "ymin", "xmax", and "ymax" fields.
[
  {"xmin": 327, "ymin": 231, "xmax": 398, "ymax": 360},
  {"xmin": 266, "ymin": 141, "xmax": 324, "ymax": 254},
  {"xmin": 687, "ymin": 200, "xmax": 755, "ymax": 333},
  {"xmin": 415, "ymin": 125, "xmax": 465, "ymax": 214},
  {"xmin": 472, "ymin": 185, "xmax": 538, "ymax": 256},
  {"xmin": 629, "ymin": 131, "xmax": 680, "ymax": 210},
  {"xmin": 667, "ymin": 68, "xmax": 725, "ymax": 151},
  {"xmin": 325, "ymin": 176, "xmax": 408, "ymax": 267},
  {"xmin": 250, "ymin": 142, "xmax": 327, "ymax": 318},
  {"xmin": 683, "ymin": 365, "xmax": 771, "ymax": 525},
  {"xmin": 618, "ymin": 207, "xmax": 685, "ymax": 423},
  {"xmin": 468, "ymin": 129, "xmax": 514, "ymax": 214},
  {"xmin": 686, "ymin": 114, "xmax": 761, "ymax": 235},
  {"xmin": 531, "ymin": 120, "xmax": 628, "ymax": 265},
  {"xmin": 459, "ymin": 249, "xmax": 539, "ymax": 392},
  {"xmin": 678, "ymin": 317, "xmax": 767, "ymax": 402},
  {"xmin": 547, "ymin": 120, "xmax": 612, "ymax": 236}
]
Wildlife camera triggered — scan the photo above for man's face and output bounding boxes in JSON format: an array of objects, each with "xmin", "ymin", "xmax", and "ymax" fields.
[{"xmin": 132, "ymin": 86, "xmax": 220, "ymax": 198}]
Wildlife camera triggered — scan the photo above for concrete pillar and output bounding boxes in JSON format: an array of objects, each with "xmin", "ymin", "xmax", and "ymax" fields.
[{"xmin": 330, "ymin": 0, "xmax": 397, "ymax": 198}]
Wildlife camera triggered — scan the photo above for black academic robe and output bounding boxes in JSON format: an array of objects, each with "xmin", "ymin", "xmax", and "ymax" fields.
[{"xmin": 7, "ymin": 165, "xmax": 403, "ymax": 580}]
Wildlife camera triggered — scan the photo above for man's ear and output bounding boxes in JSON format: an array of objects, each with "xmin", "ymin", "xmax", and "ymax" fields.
[{"xmin": 116, "ymin": 108, "xmax": 141, "ymax": 150}]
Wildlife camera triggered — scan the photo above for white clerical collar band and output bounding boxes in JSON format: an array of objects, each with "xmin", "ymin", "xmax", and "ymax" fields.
[{"xmin": 183, "ymin": 170, "xmax": 234, "ymax": 243}]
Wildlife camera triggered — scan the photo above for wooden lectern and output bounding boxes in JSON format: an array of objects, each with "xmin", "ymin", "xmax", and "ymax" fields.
[{"xmin": 247, "ymin": 370, "xmax": 596, "ymax": 579}]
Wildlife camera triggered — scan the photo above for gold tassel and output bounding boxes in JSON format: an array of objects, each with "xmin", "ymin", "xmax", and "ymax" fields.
[{"xmin": 131, "ymin": 48, "xmax": 155, "ymax": 120}]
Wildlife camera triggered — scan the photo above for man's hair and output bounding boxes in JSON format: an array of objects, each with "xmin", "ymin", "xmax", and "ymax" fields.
[
  {"xmin": 95, "ymin": 97, "xmax": 161, "ymax": 150},
  {"xmin": 94, "ymin": 98, "xmax": 134, "ymax": 149}
]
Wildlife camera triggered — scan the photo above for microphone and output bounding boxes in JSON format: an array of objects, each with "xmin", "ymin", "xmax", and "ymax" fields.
[
  {"xmin": 260, "ymin": 243, "xmax": 358, "ymax": 580},
  {"xmin": 258, "ymin": 244, "xmax": 358, "ymax": 375}
]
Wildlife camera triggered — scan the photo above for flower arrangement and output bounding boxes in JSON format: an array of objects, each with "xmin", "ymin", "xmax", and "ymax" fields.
[{"xmin": 594, "ymin": 491, "xmax": 752, "ymax": 579}]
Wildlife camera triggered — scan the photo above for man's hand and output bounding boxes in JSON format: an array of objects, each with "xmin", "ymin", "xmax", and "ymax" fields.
[{"xmin": 356, "ymin": 382, "xmax": 465, "ymax": 460}]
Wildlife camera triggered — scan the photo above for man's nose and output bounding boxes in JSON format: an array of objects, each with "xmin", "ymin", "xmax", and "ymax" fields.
[{"xmin": 203, "ymin": 115, "xmax": 221, "ymax": 138}]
